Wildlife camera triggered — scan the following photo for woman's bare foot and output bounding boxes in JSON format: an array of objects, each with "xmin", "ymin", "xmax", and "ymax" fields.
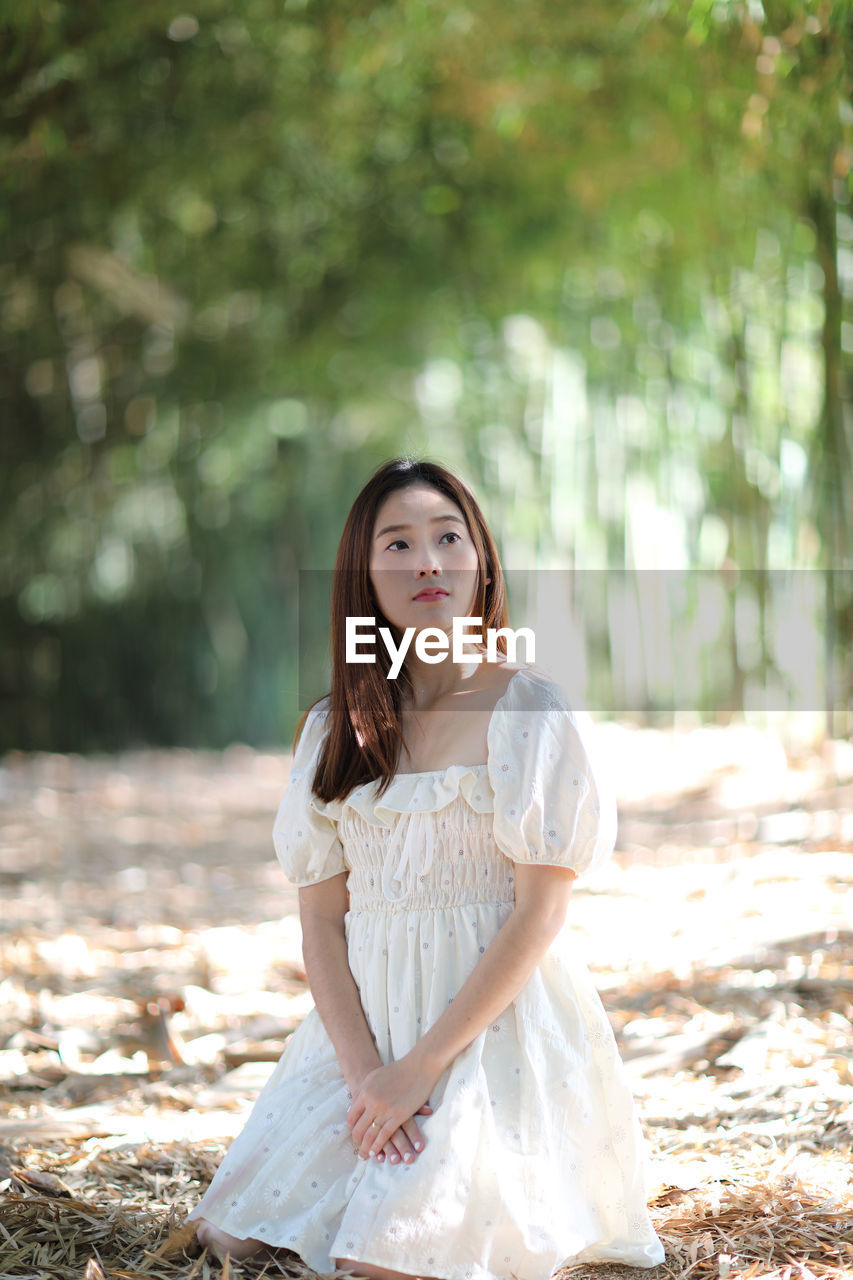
[{"xmin": 196, "ymin": 1218, "xmax": 265, "ymax": 1262}]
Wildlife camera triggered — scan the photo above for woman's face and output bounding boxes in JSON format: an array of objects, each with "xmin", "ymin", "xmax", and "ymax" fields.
[{"xmin": 368, "ymin": 483, "xmax": 484, "ymax": 642}]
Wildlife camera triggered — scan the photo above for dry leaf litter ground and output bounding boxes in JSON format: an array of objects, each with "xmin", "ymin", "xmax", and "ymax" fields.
[{"xmin": 1, "ymin": 717, "xmax": 852, "ymax": 1279}]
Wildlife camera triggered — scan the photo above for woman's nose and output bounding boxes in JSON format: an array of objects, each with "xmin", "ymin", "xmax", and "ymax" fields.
[{"xmin": 415, "ymin": 550, "xmax": 442, "ymax": 576}]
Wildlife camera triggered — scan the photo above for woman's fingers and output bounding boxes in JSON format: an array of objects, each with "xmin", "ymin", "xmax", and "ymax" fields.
[
  {"xmin": 358, "ymin": 1115, "xmax": 405, "ymax": 1161},
  {"xmin": 350, "ymin": 1112, "xmax": 378, "ymax": 1153},
  {"xmin": 359, "ymin": 1114, "xmax": 395, "ymax": 1159},
  {"xmin": 345, "ymin": 1096, "xmax": 365, "ymax": 1132},
  {"xmin": 386, "ymin": 1126, "xmax": 417, "ymax": 1163},
  {"xmin": 400, "ymin": 1116, "xmax": 426, "ymax": 1153},
  {"xmin": 352, "ymin": 1110, "xmax": 394, "ymax": 1158},
  {"xmin": 353, "ymin": 1114, "xmax": 433, "ymax": 1163},
  {"xmin": 359, "ymin": 1110, "xmax": 432, "ymax": 1162},
  {"xmin": 361, "ymin": 1123, "xmax": 414, "ymax": 1163}
]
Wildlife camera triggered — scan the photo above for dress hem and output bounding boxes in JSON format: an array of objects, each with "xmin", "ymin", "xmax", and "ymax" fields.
[{"xmin": 186, "ymin": 1207, "xmax": 664, "ymax": 1280}]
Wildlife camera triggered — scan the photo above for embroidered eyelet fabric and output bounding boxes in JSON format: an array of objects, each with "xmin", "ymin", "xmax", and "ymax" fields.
[{"xmin": 187, "ymin": 665, "xmax": 665, "ymax": 1279}]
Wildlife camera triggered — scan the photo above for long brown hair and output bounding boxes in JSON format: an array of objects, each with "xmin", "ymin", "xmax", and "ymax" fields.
[{"xmin": 293, "ymin": 456, "xmax": 511, "ymax": 802}]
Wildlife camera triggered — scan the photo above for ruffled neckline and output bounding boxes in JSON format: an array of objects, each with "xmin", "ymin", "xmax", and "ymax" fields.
[
  {"xmin": 337, "ymin": 761, "xmax": 494, "ymax": 826},
  {"xmin": 393, "ymin": 761, "xmax": 489, "ymax": 779},
  {"xmin": 315, "ymin": 667, "xmax": 531, "ymax": 827}
]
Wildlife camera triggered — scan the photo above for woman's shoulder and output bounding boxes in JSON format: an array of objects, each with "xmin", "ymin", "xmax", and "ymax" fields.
[
  {"xmin": 499, "ymin": 662, "xmax": 574, "ymax": 715},
  {"xmin": 292, "ymin": 693, "xmax": 333, "ymax": 759},
  {"xmin": 308, "ymin": 693, "xmax": 332, "ymax": 721},
  {"xmin": 302, "ymin": 693, "xmax": 332, "ymax": 728}
]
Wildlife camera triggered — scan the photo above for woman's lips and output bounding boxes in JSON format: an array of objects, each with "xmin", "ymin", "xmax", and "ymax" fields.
[{"xmin": 413, "ymin": 590, "xmax": 448, "ymax": 601}]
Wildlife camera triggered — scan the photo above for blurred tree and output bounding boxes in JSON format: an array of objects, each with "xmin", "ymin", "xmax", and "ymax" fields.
[{"xmin": 1, "ymin": 0, "xmax": 850, "ymax": 749}]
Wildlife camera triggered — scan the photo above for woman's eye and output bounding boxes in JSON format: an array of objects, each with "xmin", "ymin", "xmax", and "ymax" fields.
[{"xmin": 386, "ymin": 531, "xmax": 461, "ymax": 551}]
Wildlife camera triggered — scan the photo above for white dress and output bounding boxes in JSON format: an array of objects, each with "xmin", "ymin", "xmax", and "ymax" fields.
[{"xmin": 187, "ymin": 664, "xmax": 665, "ymax": 1279}]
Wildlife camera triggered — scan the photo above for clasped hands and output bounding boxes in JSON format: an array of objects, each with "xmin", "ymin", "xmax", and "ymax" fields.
[{"xmin": 346, "ymin": 1056, "xmax": 436, "ymax": 1165}]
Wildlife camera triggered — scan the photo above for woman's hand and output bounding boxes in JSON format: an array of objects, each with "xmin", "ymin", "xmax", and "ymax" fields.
[
  {"xmin": 370, "ymin": 1108, "xmax": 434, "ymax": 1167},
  {"xmin": 346, "ymin": 1057, "xmax": 439, "ymax": 1162}
]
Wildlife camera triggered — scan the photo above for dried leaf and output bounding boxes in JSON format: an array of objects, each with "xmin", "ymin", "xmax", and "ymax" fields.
[
  {"xmin": 11, "ymin": 1167, "xmax": 74, "ymax": 1198},
  {"xmin": 151, "ymin": 1218, "xmax": 199, "ymax": 1259}
]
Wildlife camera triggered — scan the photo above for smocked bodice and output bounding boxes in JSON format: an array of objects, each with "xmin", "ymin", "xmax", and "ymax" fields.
[{"xmin": 341, "ymin": 782, "xmax": 515, "ymax": 912}]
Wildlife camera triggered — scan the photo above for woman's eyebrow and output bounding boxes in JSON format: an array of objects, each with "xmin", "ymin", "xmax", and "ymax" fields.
[{"xmin": 374, "ymin": 513, "xmax": 466, "ymax": 540}]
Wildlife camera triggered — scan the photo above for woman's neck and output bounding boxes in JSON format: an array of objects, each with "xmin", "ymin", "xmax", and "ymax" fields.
[{"xmin": 401, "ymin": 647, "xmax": 502, "ymax": 711}]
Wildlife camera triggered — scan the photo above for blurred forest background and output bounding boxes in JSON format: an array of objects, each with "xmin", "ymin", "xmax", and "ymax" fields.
[{"xmin": 2, "ymin": 0, "xmax": 852, "ymax": 752}]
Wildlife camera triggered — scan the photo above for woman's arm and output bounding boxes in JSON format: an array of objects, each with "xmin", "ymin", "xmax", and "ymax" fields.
[
  {"xmin": 299, "ymin": 874, "xmax": 378, "ymax": 1091},
  {"xmin": 299, "ymin": 875, "xmax": 431, "ymax": 1162},
  {"xmin": 348, "ymin": 862, "xmax": 577, "ymax": 1158}
]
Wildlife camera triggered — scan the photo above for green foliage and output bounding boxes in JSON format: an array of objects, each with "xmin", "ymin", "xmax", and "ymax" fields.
[{"xmin": 1, "ymin": 0, "xmax": 851, "ymax": 748}]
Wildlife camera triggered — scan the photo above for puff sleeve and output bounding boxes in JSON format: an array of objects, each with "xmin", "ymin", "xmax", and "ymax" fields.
[
  {"xmin": 272, "ymin": 696, "xmax": 347, "ymax": 887},
  {"xmin": 487, "ymin": 667, "xmax": 617, "ymax": 878}
]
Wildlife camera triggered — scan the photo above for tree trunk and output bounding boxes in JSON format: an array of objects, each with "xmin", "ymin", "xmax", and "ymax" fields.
[{"xmin": 807, "ymin": 188, "xmax": 852, "ymax": 739}]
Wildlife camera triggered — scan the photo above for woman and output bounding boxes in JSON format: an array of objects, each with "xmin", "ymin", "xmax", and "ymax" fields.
[{"xmin": 188, "ymin": 456, "xmax": 664, "ymax": 1279}]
